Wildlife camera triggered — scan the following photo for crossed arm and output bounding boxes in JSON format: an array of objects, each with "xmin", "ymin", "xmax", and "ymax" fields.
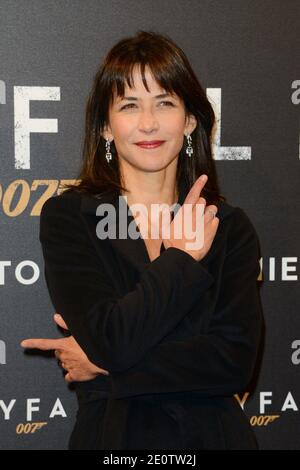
[{"xmin": 21, "ymin": 194, "xmax": 263, "ymax": 398}]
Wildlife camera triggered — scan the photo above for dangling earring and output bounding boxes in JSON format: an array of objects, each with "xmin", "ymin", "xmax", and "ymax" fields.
[
  {"xmin": 185, "ymin": 134, "xmax": 193, "ymax": 158},
  {"xmin": 105, "ymin": 138, "xmax": 113, "ymax": 163}
]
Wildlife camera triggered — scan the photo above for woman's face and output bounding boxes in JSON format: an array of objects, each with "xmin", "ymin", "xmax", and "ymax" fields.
[{"xmin": 103, "ymin": 65, "xmax": 196, "ymax": 173}]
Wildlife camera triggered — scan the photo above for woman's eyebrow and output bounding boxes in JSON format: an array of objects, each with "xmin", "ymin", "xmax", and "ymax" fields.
[{"xmin": 120, "ymin": 93, "xmax": 172, "ymax": 101}]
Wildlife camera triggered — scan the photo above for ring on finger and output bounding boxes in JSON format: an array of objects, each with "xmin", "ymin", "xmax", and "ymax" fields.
[{"xmin": 207, "ymin": 209, "xmax": 217, "ymax": 219}]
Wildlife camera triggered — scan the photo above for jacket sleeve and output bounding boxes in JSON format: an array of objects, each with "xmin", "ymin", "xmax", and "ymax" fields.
[
  {"xmin": 109, "ymin": 207, "xmax": 263, "ymax": 398},
  {"xmin": 39, "ymin": 192, "xmax": 214, "ymax": 373}
]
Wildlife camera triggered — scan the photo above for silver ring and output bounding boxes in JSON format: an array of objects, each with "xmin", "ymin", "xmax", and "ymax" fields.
[{"xmin": 207, "ymin": 209, "xmax": 217, "ymax": 219}]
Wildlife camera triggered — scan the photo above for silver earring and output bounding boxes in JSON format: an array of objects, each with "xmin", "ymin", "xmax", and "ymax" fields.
[
  {"xmin": 105, "ymin": 138, "xmax": 113, "ymax": 163},
  {"xmin": 185, "ymin": 134, "xmax": 193, "ymax": 158}
]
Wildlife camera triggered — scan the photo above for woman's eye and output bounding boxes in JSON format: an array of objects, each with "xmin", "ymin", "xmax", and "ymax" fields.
[
  {"xmin": 160, "ymin": 101, "xmax": 174, "ymax": 107},
  {"xmin": 120, "ymin": 103, "xmax": 136, "ymax": 110},
  {"xmin": 120, "ymin": 101, "xmax": 174, "ymax": 110}
]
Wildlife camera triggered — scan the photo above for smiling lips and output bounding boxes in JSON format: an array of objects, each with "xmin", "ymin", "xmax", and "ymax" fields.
[{"xmin": 135, "ymin": 140, "xmax": 165, "ymax": 149}]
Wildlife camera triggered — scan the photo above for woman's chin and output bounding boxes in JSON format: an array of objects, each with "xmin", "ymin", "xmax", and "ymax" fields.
[
  {"xmin": 134, "ymin": 154, "xmax": 175, "ymax": 171},
  {"xmin": 137, "ymin": 161, "xmax": 171, "ymax": 172}
]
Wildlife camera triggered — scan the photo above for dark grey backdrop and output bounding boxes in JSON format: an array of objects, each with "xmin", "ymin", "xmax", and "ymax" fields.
[{"xmin": 0, "ymin": 0, "xmax": 299, "ymax": 450}]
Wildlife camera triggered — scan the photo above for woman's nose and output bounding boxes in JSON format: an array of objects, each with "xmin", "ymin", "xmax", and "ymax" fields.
[{"xmin": 138, "ymin": 109, "xmax": 159, "ymax": 132}]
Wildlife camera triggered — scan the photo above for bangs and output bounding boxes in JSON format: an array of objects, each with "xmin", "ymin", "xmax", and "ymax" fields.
[{"xmin": 109, "ymin": 59, "xmax": 183, "ymax": 105}]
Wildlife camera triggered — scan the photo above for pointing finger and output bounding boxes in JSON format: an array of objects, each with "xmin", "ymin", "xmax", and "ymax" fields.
[
  {"xmin": 184, "ymin": 174, "xmax": 208, "ymax": 206},
  {"xmin": 20, "ymin": 338, "xmax": 64, "ymax": 351}
]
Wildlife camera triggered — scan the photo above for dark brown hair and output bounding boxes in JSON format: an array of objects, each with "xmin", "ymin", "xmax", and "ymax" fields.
[{"xmin": 62, "ymin": 30, "xmax": 225, "ymax": 204}]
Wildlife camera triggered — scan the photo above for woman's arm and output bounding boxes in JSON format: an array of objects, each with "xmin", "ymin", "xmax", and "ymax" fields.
[
  {"xmin": 108, "ymin": 207, "xmax": 263, "ymax": 398},
  {"xmin": 39, "ymin": 192, "xmax": 214, "ymax": 373}
]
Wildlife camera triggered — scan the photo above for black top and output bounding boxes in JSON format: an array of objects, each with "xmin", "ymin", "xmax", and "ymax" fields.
[{"xmin": 39, "ymin": 188, "xmax": 263, "ymax": 450}]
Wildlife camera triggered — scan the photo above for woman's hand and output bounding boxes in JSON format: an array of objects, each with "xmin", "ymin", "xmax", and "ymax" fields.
[
  {"xmin": 160, "ymin": 174, "xmax": 219, "ymax": 261},
  {"xmin": 20, "ymin": 313, "xmax": 110, "ymax": 383}
]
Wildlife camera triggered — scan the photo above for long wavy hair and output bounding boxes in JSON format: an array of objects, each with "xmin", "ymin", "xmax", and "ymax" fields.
[{"xmin": 62, "ymin": 30, "xmax": 225, "ymax": 205}]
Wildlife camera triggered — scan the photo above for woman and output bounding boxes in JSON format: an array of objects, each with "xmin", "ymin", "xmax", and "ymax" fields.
[{"xmin": 21, "ymin": 31, "xmax": 263, "ymax": 450}]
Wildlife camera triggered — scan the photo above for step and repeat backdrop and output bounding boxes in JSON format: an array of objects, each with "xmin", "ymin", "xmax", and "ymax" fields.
[{"xmin": 0, "ymin": 0, "xmax": 299, "ymax": 450}]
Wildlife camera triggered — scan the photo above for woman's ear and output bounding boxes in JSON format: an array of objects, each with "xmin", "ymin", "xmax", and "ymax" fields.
[
  {"xmin": 101, "ymin": 123, "xmax": 113, "ymax": 141},
  {"xmin": 184, "ymin": 113, "xmax": 197, "ymax": 135}
]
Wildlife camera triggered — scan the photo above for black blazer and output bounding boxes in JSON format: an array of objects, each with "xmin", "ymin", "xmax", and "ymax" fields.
[{"xmin": 39, "ymin": 186, "xmax": 263, "ymax": 450}]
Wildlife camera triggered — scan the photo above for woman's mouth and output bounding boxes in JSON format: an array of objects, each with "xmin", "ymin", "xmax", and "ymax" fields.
[{"xmin": 135, "ymin": 140, "xmax": 165, "ymax": 149}]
